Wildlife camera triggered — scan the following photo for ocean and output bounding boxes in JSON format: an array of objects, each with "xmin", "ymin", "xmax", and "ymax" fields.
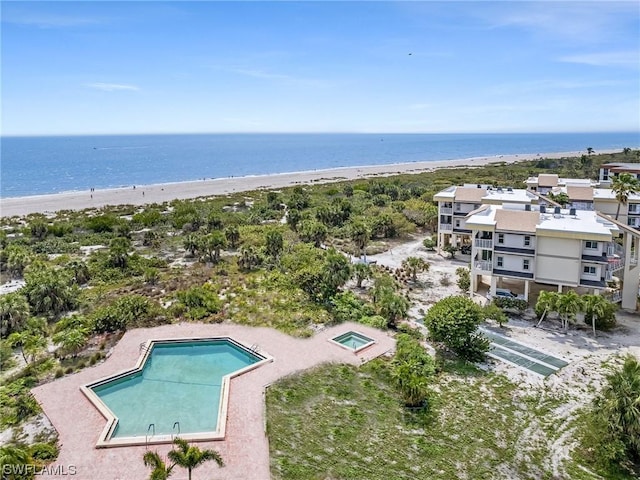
[{"xmin": 1, "ymin": 132, "xmax": 638, "ymax": 198}]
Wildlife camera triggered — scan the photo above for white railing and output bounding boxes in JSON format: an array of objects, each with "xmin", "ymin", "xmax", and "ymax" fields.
[
  {"xmin": 440, "ymin": 207, "xmax": 453, "ymax": 215},
  {"xmin": 439, "ymin": 223, "xmax": 453, "ymax": 232},
  {"xmin": 474, "ymin": 261, "xmax": 493, "ymax": 272},
  {"xmin": 607, "ymin": 242, "xmax": 624, "ymax": 257},
  {"xmin": 474, "ymin": 238, "xmax": 493, "ymax": 249},
  {"xmin": 607, "ymin": 259, "xmax": 625, "ymax": 274},
  {"xmin": 631, "ymin": 255, "xmax": 638, "ymax": 266},
  {"xmin": 605, "ymin": 291, "xmax": 622, "ymax": 303}
]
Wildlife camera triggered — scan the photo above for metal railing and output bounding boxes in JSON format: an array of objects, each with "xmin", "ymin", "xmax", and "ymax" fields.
[
  {"xmin": 605, "ymin": 291, "xmax": 622, "ymax": 303},
  {"xmin": 440, "ymin": 207, "xmax": 453, "ymax": 215},
  {"xmin": 607, "ymin": 259, "xmax": 625, "ymax": 275},
  {"xmin": 474, "ymin": 238, "xmax": 493, "ymax": 249},
  {"xmin": 474, "ymin": 261, "xmax": 493, "ymax": 272},
  {"xmin": 439, "ymin": 223, "xmax": 453, "ymax": 232}
]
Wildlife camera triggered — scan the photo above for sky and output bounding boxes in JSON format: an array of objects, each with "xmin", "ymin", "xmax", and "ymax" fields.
[{"xmin": 1, "ymin": 1, "xmax": 639, "ymax": 135}]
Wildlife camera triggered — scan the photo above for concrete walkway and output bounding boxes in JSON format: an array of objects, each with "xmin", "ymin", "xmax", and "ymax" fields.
[{"xmin": 32, "ymin": 322, "xmax": 395, "ymax": 480}]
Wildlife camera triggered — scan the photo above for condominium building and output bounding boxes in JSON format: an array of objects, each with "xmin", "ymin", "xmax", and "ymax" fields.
[
  {"xmin": 599, "ymin": 162, "xmax": 640, "ymax": 186},
  {"xmin": 524, "ymin": 173, "xmax": 596, "ymax": 194},
  {"xmin": 464, "ymin": 204, "xmax": 640, "ymax": 310},
  {"xmin": 433, "ymin": 184, "xmax": 538, "ymax": 252}
]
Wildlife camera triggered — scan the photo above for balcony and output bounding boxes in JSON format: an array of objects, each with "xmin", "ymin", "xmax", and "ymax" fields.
[
  {"xmin": 474, "ymin": 238, "xmax": 493, "ymax": 249},
  {"xmin": 607, "ymin": 258, "xmax": 625, "ymax": 275},
  {"xmin": 474, "ymin": 260, "xmax": 493, "ymax": 273},
  {"xmin": 605, "ymin": 291, "xmax": 622, "ymax": 303},
  {"xmin": 440, "ymin": 207, "xmax": 453, "ymax": 215},
  {"xmin": 439, "ymin": 223, "xmax": 453, "ymax": 232}
]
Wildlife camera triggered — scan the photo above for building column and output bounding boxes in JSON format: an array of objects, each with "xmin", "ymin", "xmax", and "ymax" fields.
[
  {"xmin": 593, "ymin": 288, "xmax": 600, "ymax": 295},
  {"xmin": 524, "ymin": 280, "xmax": 530, "ymax": 302},
  {"xmin": 490, "ymin": 276, "xmax": 497, "ymax": 297},
  {"xmin": 557, "ymin": 284, "xmax": 563, "ymax": 293}
]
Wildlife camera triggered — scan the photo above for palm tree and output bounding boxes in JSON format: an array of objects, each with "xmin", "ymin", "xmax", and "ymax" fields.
[
  {"xmin": 265, "ymin": 229, "xmax": 284, "ymax": 260},
  {"xmin": 198, "ymin": 231, "xmax": 226, "ymax": 263},
  {"xmin": 66, "ymin": 260, "xmax": 90, "ymax": 285},
  {"xmin": 594, "ymin": 354, "xmax": 640, "ymax": 464},
  {"xmin": 108, "ymin": 237, "xmax": 131, "ymax": 269},
  {"xmin": 183, "ymin": 233, "xmax": 199, "ymax": 257},
  {"xmin": 237, "ymin": 246, "xmax": 261, "ymax": 271},
  {"xmin": 402, "ymin": 256, "xmax": 430, "ymax": 282},
  {"xmin": 352, "ymin": 262, "xmax": 371, "ymax": 288},
  {"xmin": 8, "ymin": 327, "xmax": 47, "ymax": 364},
  {"xmin": 168, "ymin": 438, "xmax": 224, "ymax": 480},
  {"xmin": 143, "ymin": 451, "xmax": 175, "ymax": 480},
  {"xmin": 224, "ymin": 226, "xmax": 240, "ymax": 249},
  {"xmin": 320, "ymin": 249, "xmax": 352, "ymax": 299},
  {"xmin": 0, "ymin": 292, "xmax": 30, "ymax": 337},
  {"xmin": 349, "ymin": 221, "xmax": 370, "ymax": 259},
  {"xmin": 586, "ymin": 147, "xmax": 595, "ymax": 155},
  {"xmin": 612, "ymin": 172, "xmax": 640, "ymax": 220},
  {"xmin": 556, "ymin": 291, "xmax": 582, "ymax": 332},
  {"xmin": 583, "ymin": 294, "xmax": 611, "ymax": 337},
  {"xmin": 376, "ymin": 291, "xmax": 409, "ymax": 329},
  {"xmin": 622, "ymin": 147, "xmax": 632, "ymax": 157},
  {"xmin": 535, "ymin": 290, "xmax": 559, "ymax": 326},
  {"xmin": 53, "ymin": 326, "xmax": 88, "ymax": 358}
]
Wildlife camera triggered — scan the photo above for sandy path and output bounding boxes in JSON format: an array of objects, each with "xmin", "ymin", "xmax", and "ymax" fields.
[{"xmin": 0, "ymin": 149, "xmax": 614, "ymax": 218}]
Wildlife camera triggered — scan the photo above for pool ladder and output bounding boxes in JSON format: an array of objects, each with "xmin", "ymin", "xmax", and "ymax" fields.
[
  {"xmin": 145, "ymin": 423, "xmax": 155, "ymax": 448},
  {"xmin": 139, "ymin": 342, "xmax": 150, "ymax": 354},
  {"xmin": 249, "ymin": 343, "xmax": 259, "ymax": 352},
  {"xmin": 172, "ymin": 422, "xmax": 181, "ymax": 440}
]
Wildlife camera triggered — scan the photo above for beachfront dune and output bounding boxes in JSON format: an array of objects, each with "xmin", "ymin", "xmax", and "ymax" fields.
[{"xmin": 0, "ymin": 150, "xmax": 616, "ymax": 217}]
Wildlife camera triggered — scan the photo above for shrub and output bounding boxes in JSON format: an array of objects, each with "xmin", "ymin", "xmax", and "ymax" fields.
[
  {"xmin": 29, "ymin": 442, "xmax": 59, "ymax": 462},
  {"xmin": 483, "ymin": 303, "xmax": 508, "ymax": 327},
  {"xmin": 330, "ymin": 291, "xmax": 374, "ymax": 324},
  {"xmin": 175, "ymin": 284, "xmax": 222, "ymax": 320},
  {"xmin": 54, "ymin": 368, "xmax": 64, "ymax": 378},
  {"xmin": 455, "ymin": 267, "xmax": 470, "ymax": 292},
  {"xmin": 493, "ymin": 296, "xmax": 528, "ymax": 313},
  {"xmin": 423, "ymin": 296, "xmax": 490, "ymax": 362},
  {"xmin": 93, "ymin": 295, "xmax": 162, "ymax": 332},
  {"xmin": 439, "ymin": 273, "xmax": 451, "ymax": 286},
  {"xmin": 391, "ymin": 334, "xmax": 436, "ymax": 408},
  {"xmin": 422, "ymin": 237, "xmax": 436, "ymax": 250},
  {"xmin": 359, "ymin": 315, "xmax": 388, "ymax": 330}
]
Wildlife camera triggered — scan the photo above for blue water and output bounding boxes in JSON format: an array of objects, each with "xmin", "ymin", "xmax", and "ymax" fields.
[
  {"xmin": 1, "ymin": 132, "xmax": 638, "ymax": 197},
  {"xmin": 92, "ymin": 340, "xmax": 261, "ymax": 438}
]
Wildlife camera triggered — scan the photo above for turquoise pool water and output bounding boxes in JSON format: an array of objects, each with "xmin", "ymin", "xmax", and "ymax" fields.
[
  {"xmin": 332, "ymin": 331, "xmax": 374, "ymax": 350},
  {"xmin": 91, "ymin": 339, "xmax": 261, "ymax": 438}
]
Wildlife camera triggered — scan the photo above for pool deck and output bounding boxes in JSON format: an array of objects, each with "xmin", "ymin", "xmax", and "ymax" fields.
[{"xmin": 31, "ymin": 322, "xmax": 395, "ymax": 480}]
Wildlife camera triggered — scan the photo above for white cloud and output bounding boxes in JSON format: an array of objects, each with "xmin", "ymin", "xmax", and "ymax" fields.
[
  {"xmin": 86, "ymin": 83, "xmax": 140, "ymax": 92},
  {"xmin": 407, "ymin": 103, "xmax": 432, "ymax": 110},
  {"xmin": 559, "ymin": 51, "xmax": 640, "ymax": 69},
  {"xmin": 216, "ymin": 66, "xmax": 332, "ymax": 89}
]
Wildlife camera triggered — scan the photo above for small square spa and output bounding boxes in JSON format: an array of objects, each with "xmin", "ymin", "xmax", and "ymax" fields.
[{"xmin": 330, "ymin": 331, "xmax": 376, "ymax": 353}]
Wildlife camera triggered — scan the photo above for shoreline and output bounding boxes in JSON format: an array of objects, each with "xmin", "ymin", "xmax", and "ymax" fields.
[{"xmin": 0, "ymin": 149, "xmax": 621, "ymax": 217}]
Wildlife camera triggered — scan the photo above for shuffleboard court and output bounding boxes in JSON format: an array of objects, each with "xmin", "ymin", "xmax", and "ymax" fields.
[{"xmin": 480, "ymin": 328, "xmax": 569, "ymax": 377}]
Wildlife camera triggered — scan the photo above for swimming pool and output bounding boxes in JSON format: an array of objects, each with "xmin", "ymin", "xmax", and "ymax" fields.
[
  {"xmin": 82, "ymin": 338, "xmax": 271, "ymax": 447},
  {"xmin": 330, "ymin": 331, "xmax": 376, "ymax": 352}
]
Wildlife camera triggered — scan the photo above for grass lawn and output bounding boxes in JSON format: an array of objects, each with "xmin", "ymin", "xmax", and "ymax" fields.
[{"xmin": 266, "ymin": 359, "xmax": 609, "ymax": 480}]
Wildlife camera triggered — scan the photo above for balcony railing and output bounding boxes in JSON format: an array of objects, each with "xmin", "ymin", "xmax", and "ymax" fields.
[
  {"xmin": 474, "ymin": 261, "xmax": 493, "ymax": 272},
  {"xmin": 474, "ymin": 238, "xmax": 493, "ymax": 249},
  {"xmin": 607, "ymin": 258, "xmax": 625, "ymax": 274},
  {"xmin": 604, "ymin": 291, "xmax": 622, "ymax": 303},
  {"xmin": 607, "ymin": 242, "xmax": 624, "ymax": 257},
  {"xmin": 440, "ymin": 207, "xmax": 453, "ymax": 215},
  {"xmin": 439, "ymin": 223, "xmax": 453, "ymax": 232}
]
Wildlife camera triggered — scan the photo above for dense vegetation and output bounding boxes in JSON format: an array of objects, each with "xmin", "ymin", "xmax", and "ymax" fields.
[{"xmin": 0, "ymin": 149, "xmax": 638, "ymax": 477}]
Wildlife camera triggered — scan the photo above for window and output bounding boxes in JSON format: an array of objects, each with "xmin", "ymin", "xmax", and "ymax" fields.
[
  {"xmin": 523, "ymin": 259, "xmax": 530, "ymax": 271},
  {"xmin": 524, "ymin": 236, "xmax": 531, "ymax": 247},
  {"xmin": 583, "ymin": 266, "xmax": 596, "ymax": 275},
  {"xmin": 455, "ymin": 220, "xmax": 461, "ymax": 227},
  {"xmin": 585, "ymin": 241, "xmax": 598, "ymax": 250},
  {"xmin": 497, "ymin": 233, "xmax": 504, "ymax": 244},
  {"xmin": 497, "ymin": 256, "xmax": 504, "ymax": 267}
]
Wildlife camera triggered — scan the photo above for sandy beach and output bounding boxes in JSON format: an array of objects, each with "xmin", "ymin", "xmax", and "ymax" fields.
[{"xmin": 0, "ymin": 149, "xmax": 617, "ymax": 218}]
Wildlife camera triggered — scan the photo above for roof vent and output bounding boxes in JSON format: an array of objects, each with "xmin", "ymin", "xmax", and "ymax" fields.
[
  {"xmin": 525, "ymin": 204, "xmax": 531, "ymax": 211},
  {"xmin": 507, "ymin": 187, "xmax": 513, "ymax": 193},
  {"xmin": 540, "ymin": 205, "xmax": 546, "ymax": 213},
  {"xmin": 569, "ymin": 207, "xmax": 577, "ymax": 217},
  {"xmin": 497, "ymin": 187, "xmax": 503, "ymax": 193},
  {"xmin": 477, "ymin": 184, "xmax": 481, "ymax": 188}
]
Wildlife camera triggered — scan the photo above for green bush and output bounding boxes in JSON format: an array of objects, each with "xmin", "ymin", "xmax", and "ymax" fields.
[
  {"xmin": 493, "ymin": 297, "xmax": 528, "ymax": 312},
  {"xmin": 359, "ymin": 315, "xmax": 388, "ymax": 330},
  {"xmin": 391, "ymin": 334, "xmax": 436, "ymax": 408},
  {"xmin": 423, "ymin": 296, "xmax": 490, "ymax": 362},
  {"xmin": 330, "ymin": 291, "xmax": 374, "ymax": 324},
  {"xmin": 29, "ymin": 442, "xmax": 59, "ymax": 462},
  {"xmin": 455, "ymin": 267, "xmax": 470, "ymax": 292},
  {"xmin": 483, "ymin": 303, "xmax": 508, "ymax": 327},
  {"xmin": 175, "ymin": 285, "xmax": 222, "ymax": 320},
  {"xmin": 93, "ymin": 295, "xmax": 162, "ymax": 332}
]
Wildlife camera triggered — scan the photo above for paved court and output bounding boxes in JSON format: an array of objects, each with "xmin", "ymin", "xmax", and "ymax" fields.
[
  {"xmin": 481, "ymin": 328, "xmax": 569, "ymax": 377},
  {"xmin": 32, "ymin": 322, "xmax": 395, "ymax": 480}
]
